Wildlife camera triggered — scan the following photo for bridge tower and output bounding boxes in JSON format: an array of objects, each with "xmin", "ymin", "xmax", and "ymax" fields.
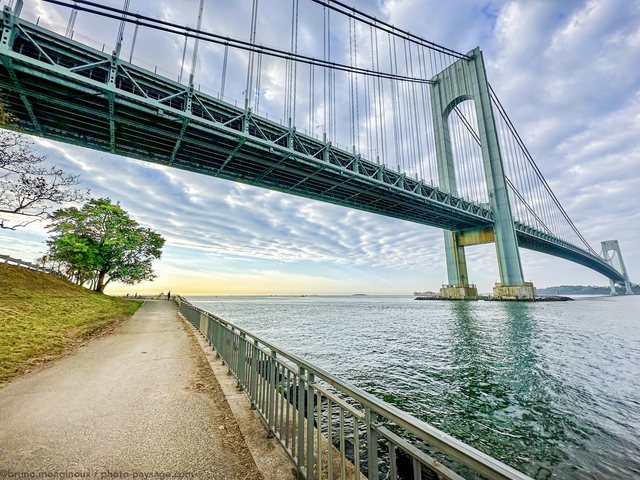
[
  {"xmin": 601, "ymin": 240, "xmax": 634, "ymax": 295},
  {"xmin": 430, "ymin": 47, "xmax": 535, "ymax": 300}
]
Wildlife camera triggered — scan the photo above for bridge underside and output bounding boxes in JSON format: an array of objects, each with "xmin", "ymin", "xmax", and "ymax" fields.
[
  {"xmin": 0, "ymin": 28, "xmax": 494, "ymax": 233},
  {"xmin": 516, "ymin": 228, "xmax": 623, "ymax": 281},
  {"xmin": 0, "ymin": 15, "xmax": 624, "ymax": 284}
]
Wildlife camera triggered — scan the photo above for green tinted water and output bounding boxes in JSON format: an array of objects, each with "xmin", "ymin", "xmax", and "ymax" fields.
[{"xmin": 189, "ymin": 294, "xmax": 640, "ymax": 479}]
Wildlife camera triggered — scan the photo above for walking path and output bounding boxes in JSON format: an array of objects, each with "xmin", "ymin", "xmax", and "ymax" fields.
[{"xmin": 0, "ymin": 300, "xmax": 263, "ymax": 480}]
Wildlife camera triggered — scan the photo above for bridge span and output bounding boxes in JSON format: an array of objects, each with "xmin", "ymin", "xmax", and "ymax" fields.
[{"xmin": 0, "ymin": 4, "xmax": 628, "ymax": 288}]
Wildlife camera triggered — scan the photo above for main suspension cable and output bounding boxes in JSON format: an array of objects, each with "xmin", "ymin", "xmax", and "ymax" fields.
[
  {"xmin": 488, "ymin": 84, "xmax": 597, "ymax": 255},
  {"xmin": 307, "ymin": 0, "xmax": 470, "ymax": 60},
  {"xmin": 41, "ymin": 0, "xmax": 434, "ymax": 85}
]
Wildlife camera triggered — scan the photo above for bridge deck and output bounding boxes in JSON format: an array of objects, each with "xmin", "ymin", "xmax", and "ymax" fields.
[{"xmin": 0, "ymin": 13, "xmax": 624, "ymax": 283}]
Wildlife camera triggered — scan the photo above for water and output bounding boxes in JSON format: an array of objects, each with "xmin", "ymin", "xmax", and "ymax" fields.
[{"xmin": 187, "ymin": 294, "xmax": 640, "ymax": 479}]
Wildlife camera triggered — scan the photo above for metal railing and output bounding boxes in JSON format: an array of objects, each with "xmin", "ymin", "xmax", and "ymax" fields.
[
  {"xmin": 0, "ymin": 253, "xmax": 64, "ymax": 277},
  {"xmin": 178, "ymin": 296, "xmax": 533, "ymax": 480}
]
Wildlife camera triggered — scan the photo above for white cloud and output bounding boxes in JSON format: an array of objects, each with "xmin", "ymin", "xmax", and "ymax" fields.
[{"xmin": 1, "ymin": 0, "xmax": 638, "ymax": 292}]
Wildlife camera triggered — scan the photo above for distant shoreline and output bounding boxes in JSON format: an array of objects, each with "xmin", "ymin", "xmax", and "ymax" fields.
[{"xmin": 537, "ymin": 285, "xmax": 638, "ymax": 295}]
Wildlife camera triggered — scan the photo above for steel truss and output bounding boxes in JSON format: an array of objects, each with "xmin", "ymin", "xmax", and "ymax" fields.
[{"xmin": 0, "ymin": 9, "xmax": 625, "ymax": 283}]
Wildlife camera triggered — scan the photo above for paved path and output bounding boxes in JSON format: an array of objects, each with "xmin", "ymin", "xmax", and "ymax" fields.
[{"xmin": 0, "ymin": 300, "xmax": 261, "ymax": 480}]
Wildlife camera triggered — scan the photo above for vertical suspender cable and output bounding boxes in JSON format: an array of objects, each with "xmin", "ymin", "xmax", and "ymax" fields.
[
  {"xmin": 395, "ymin": 35, "xmax": 406, "ymax": 173},
  {"xmin": 427, "ymin": 47, "xmax": 437, "ymax": 185},
  {"xmin": 364, "ymin": 62, "xmax": 371, "ymax": 159},
  {"xmin": 500, "ymin": 120, "xmax": 518, "ymax": 217},
  {"xmin": 370, "ymin": 25, "xmax": 380, "ymax": 161},
  {"xmin": 328, "ymin": 9, "xmax": 336, "ymax": 142},
  {"xmin": 354, "ymin": 22, "xmax": 361, "ymax": 154},
  {"xmin": 114, "ymin": 0, "xmax": 130, "ymax": 58},
  {"xmin": 128, "ymin": 21, "xmax": 139, "ymax": 64},
  {"xmin": 327, "ymin": 7, "xmax": 334, "ymax": 141},
  {"xmin": 284, "ymin": 34, "xmax": 290, "ymax": 120},
  {"xmin": 348, "ymin": 17, "xmax": 355, "ymax": 149},
  {"xmin": 373, "ymin": 28, "xmax": 388, "ymax": 163},
  {"xmin": 455, "ymin": 108, "xmax": 467, "ymax": 196},
  {"xmin": 460, "ymin": 106, "xmax": 473, "ymax": 199},
  {"xmin": 178, "ymin": 35, "xmax": 188, "ymax": 84},
  {"xmin": 323, "ymin": 6, "xmax": 327, "ymax": 139},
  {"xmin": 308, "ymin": 64, "xmax": 313, "ymax": 134},
  {"xmin": 66, "ymin": 1, "xmax": 78, "ymax": 38},
  {"xmin": 292, "ymin": 0, "xmax": 299, "ymax": 126},
  {"xmin": 470, "ymin": 102, "xmax": 485, "ymax": 202},
  {"xmin": 220, "ymin": 44, "xmax": 228, "ymax": 99},
  {"xmin": 389, "ymin": 33, "xmax": 401, "ymax": 172},
  {"xmin": 244, "ymin": 0, "xmax": 259, "ymax": 110},
  {"xmin": 508, "ymin": 127, "xmax": 527, "ymax": 223},
  {"xmin": 254, "ymin": 53, "xmax": 262, "ymax": 112},
  {"xmin": 501, "ymin": 116, "xmax": 522, "ymax": 221},
  {"xmin": 402, "ymin": 39, "xmax": 417, "ymax": 177},
  {"xmin": 417, "ymin": 45, "xmax": 431, "ymax": 182},
  {"xmin": 407, "ymin": 42, "xmax": 424, "ymax": 181},
  {"xmin": 467, "ymin": 103, "xmax": 478, "ymax": 201},
  {"xmin": 309, "ymin": 63, "xmax": 316, "ymax": 137},
  {"xmin": 285, "ymin": 0, "xmax": 297, "ymax": 123},
  {"xmin": 189, "ymin": 0, "xmax": 205, "ymax": 87}
]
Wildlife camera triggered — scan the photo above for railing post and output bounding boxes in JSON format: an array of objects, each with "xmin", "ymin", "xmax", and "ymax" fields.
[
  {"xmin": 297, "ymin": 366, "xmax": 306, "ymax": 476},
  {"xmin": 366, "ymin": 407, "xmax": 379, "ymax": 480},
  {"xmin": 250, "ymin": 339, "xmax": 259, "ymax": 410},
  {"xmin": 225, "ymin": 328, "xmax": 232, "ymax": 372},
  {"xmin": 207, "ymin": 316, "xmax": 214, "ymax": 345},
  {"xmin": 237, "ymin": 332, "xmax": 247, "ymax": 389},
  {"xmin": 306, "ymin": 372, "xmax": 315, "ymax": 479},
  {"xmin": 389, "ymin": 443, "xmax": 397, "ymax": 480},
  {"xmin": 267, "ymin": 349, "xmax": 277, "ymax": 438},
  {"xmin": 230, "ymin": 327, "xmax": 238, "ymax": 375},
  {"xmin": 327, "ymin": 400, "xmax": 333, "ymax": 480},
  {"xmin": 213, "ymin": 321, "xmax": 220, "ymax": 357}
]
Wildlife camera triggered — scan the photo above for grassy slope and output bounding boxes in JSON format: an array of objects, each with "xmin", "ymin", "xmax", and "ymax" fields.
[{"xmin": 0, "ymin": 263, "xmax": 142, "ymax": 383}]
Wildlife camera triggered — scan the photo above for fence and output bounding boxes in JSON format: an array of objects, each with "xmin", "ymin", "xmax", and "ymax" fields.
[
  {"xmin": 178, "ymin": 296, "xmax": 532, "ymax": 480},
  {"xmin": 0, "ymin": 253, "xmax": 64, "ymax": 277}
]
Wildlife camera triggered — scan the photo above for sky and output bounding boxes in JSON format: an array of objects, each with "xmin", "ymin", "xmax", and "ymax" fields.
[{"xmin": 0, "ymin": 0, "xmax": 639, "ymax": 295}]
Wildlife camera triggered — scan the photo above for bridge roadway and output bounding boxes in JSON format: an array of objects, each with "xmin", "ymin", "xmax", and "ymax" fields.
[{"xmin": 0, "ymin": 12, "xmax": 624, "ymax": 283}]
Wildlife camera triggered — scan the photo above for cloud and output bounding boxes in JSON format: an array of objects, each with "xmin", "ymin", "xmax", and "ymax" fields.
[{"xmin": 1, "ymin": 0, "xmax": 638, "ymax": 293}]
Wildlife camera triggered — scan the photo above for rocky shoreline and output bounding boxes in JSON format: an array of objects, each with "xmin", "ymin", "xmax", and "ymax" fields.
[{"xmin": 415, "ymin": 295, "xmax": 574, "ymax": 302}]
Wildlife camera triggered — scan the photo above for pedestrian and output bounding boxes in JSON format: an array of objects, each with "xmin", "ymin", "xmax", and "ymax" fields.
[{"xmin": 167, "ymin": 290, "xmax": 171, "ymax": 301}]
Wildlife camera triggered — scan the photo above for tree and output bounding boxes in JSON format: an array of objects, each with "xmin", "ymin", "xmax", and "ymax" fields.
[
  {"xmin": 0, "ymin": 102, "xmax": 89, "ymax": 229},
  {"xmin": 47, "ymin": 198, "xmax": 166, "ymax": 293}
]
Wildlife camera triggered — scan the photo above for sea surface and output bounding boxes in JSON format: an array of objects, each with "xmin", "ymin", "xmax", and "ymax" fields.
[{"xmin": 186, "ymin": 294, "xmax": 640, "ymax": 479}]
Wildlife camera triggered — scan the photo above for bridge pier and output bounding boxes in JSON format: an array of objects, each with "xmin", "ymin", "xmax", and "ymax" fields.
[
  {"xmin": 431, "ymin": 48, "xmax": 535, "ymax": 301},
  {"xmin": 439, "ymin": 284, "xmax": 479, "ymax": 300},
  {"xmin": 492, "ymin": 282, "xmax": 536, "ymax": 300}
]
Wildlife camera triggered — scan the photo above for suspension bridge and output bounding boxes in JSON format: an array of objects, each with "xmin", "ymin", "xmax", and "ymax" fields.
[{"xmin": 0, "ymin": 0, "xmax": 633, "ymax": 299}]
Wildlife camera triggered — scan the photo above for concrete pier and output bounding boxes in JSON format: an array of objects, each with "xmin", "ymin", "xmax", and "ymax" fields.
[
  {"xmin": 439, "ymin": 284, "xmax": 479, "ymax": 300},
  {"xmin": 492, "ymin": 282, "xmax": 536, "ymax": 300}
]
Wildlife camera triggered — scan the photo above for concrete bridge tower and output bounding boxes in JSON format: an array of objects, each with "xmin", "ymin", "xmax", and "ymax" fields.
[
  {"xmin": 601, "ymin": 240, "xmax": 634, "ymax": 295},
  {"xmin": 430, "ymin": 48, "xmax": 535, "ymax": 300}
]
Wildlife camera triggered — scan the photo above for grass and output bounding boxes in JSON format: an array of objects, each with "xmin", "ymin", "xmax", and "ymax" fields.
[{"xmin": 0, "ymin": 263, "xmax": 142, "ymax": 383}]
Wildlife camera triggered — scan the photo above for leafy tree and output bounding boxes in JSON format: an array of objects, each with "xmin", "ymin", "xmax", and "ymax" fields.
[
  {"xmin": 0, "ymin": 102, "xmax": 89, "ymax": 229},
  {"xmin": 47, "ymin": 198, "xmax": 165, "ymax": 293}
]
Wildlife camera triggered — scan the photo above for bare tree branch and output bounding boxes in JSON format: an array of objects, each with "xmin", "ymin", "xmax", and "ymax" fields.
[{"xmin": 0, "ymin": 128, "xmax": 90, "ymax": 229}]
